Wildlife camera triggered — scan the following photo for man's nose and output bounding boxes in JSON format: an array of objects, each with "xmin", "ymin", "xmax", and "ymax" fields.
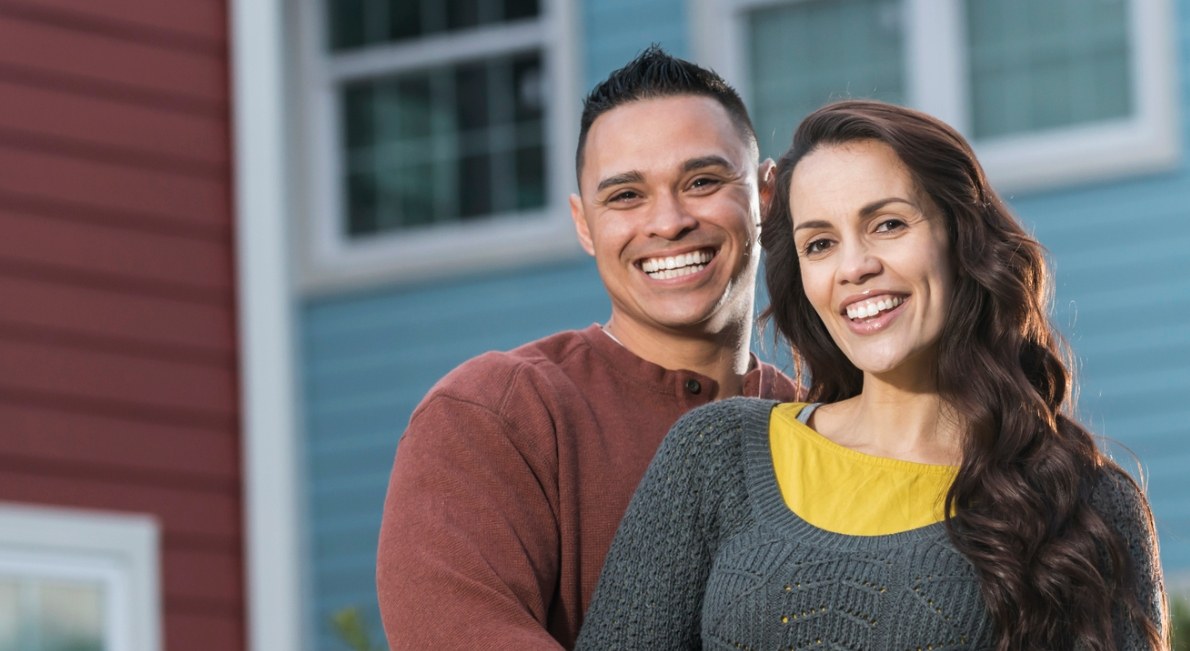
[{"xmin": 646, "ymin": 193, "xmax": 698, "ymax": 240}]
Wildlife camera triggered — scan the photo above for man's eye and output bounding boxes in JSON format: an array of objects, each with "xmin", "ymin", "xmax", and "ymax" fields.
[{"xmin": 608, "ymin": 190, "xmax": 640, "ymax": 203}]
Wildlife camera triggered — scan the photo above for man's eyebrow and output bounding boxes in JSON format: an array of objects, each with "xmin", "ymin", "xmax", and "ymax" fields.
[
  {"xmin": 683, "ymin": 155, "xmax": 734, "ymax": 173},
  {"xmin": 596, "ymin": 170, "xmax": 645, "ymax": 193}
]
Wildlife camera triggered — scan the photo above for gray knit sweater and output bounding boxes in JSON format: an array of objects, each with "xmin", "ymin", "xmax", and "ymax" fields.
[{"xmin": 575, "ymin": 398, "xmax": 1166, "ymax": 650}]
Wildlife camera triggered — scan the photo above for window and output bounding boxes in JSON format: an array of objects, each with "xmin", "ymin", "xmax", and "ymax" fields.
[
  {"xmin": 297, "ymin": 0, "xmax": 580, "ymax": 291},
  {"xmin": 0, "ymin": 505, "xmax": 160, "ymax": 651},
  {"xmin": 692, "ymin": 0, "xmax": 1178, "ymax": 192}
]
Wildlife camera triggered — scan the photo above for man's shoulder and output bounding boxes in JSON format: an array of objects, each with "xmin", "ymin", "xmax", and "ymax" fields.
[{"xmin": 423, "ymin": 327, "xmax": 596, "ymax": 407}]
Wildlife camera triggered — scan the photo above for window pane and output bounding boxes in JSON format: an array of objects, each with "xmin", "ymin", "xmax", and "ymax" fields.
[
  {"xmin": 505, "ymin": 0, "xmax": 539, "ymax": 21},
  {"xmin": 0, "ymin": 576, "xmax": 104, "ymax": 651},
  {"xmin": 0, "ymin": 579, "xmax": 18, "ymax": 651},
  {"xmin": 327, "ymin": 0, "xmax": 367, "ymax": 50},
  {"xmin": 328, "ymin": 0, "xmax": 540, "ymax": 51},
  {"xmin": 341, "ymin": 52, "xmax": 547, "ymax": 237},
  {"xmin": 966, "ymin": 0, "xmax": 1132, "ymax": 138},
  {"xmin": 447, "ymin": 0, "xmax": 481, "ymax": 31},
  {"xmin": 746, "ymin": 0, "xmax": 905, "ymax": 158},
  {"xmin": 387, "ymin": 0, "xmax": 422, "ymax": 42},
  {"xmin": 38, "ymin": 580, "xmax": 104, "ymax": 651},
  {"xmin": 455, "ymin": 63, "xmax": 491, "ymax": 131}
]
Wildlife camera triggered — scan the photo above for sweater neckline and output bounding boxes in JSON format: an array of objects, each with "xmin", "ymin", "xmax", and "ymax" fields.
[{"xmin": 741, "ymin": 400, "xmax": 949, "ymax": 551}]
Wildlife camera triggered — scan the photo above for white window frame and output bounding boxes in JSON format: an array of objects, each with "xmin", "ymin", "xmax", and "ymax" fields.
[
  {"xmin": 692, "ymin": 0, "xmax": 1179, "ymax": 193},
  {"xmin": 0, "ymin": 503, "xmax": 161, "ymax": 651},
  {"xmin": 294, "ymin": 0, "xmax": 583, "ymax": 294}
]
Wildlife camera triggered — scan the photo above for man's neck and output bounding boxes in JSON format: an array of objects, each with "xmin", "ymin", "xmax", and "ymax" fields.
[{"xmin": 604, "ymin": 319, "xmax": 753, "ymax": 399}]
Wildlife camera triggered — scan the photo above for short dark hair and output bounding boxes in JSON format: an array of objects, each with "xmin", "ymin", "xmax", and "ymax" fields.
[{"xmin": 575, "ymin": 44, "xmax": 757, "ymax": 184}]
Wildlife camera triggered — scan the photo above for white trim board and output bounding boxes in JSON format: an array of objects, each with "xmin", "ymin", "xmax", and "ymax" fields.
[{"xmin": 230, "ymin": 0, "xmax": 305, "ymax": 649}]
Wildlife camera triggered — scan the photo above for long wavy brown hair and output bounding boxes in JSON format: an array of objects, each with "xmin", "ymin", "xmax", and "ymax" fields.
[{"xmin": 761, "ymin": 99, "xmax": 1167, "ymax": 650}]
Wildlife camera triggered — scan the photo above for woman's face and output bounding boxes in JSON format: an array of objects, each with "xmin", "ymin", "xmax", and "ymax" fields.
[{"xmin": 787, "ymin": 139, "xmax": 954, "ymax": 383}]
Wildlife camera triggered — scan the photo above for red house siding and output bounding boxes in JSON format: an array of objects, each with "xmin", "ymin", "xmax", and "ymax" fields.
[{"xmin": 0, "ymin": 2, "xmax": 243, "ymax": 650}]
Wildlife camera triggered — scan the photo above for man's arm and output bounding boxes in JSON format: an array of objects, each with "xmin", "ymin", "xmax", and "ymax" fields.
[{"xmin": 377, "ymin": 391, "xmax": 564, "ymax": 650}]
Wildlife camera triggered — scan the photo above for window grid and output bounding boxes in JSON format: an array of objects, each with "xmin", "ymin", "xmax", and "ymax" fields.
[
  {"xmin": 341, "ymin": 51, "xmax": 545, "ymax": 238},
  {"xmin": 966, "ymin": 0, "xmax": 1131, "ymax": 138},
  {"xmin": 327, "ymin": 1, "xmax": 548, "ymax": 240}
]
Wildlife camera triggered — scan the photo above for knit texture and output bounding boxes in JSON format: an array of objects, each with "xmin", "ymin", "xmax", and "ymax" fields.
[
  {"xmin": 377, "ymin": 326, "xmax": 797, "ymax": 650},
  {"xmin": 576, "ymin": 397, "xmax": 1166, "ymax": 650}
]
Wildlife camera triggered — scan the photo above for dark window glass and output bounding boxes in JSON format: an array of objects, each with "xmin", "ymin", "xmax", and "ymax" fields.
[
  {"xmin": 455, "ymin": 64, "xmax": 490, "ymax": 131},
  {"xmin": 341, "ymin": 52, "xmax": 546, "ymax": 238},
  {"xmin": 512, "ymin": 55, "xmax": 544, "ymax": 122},
  {"xmin": 446, "ymin": 0, "xmax": 481, "ymax": 30},
  {"xmin": 328, "ymin": 0, "xmax": 367, "ymax": 50},
  {"xmin": 328, "ymin": 0, "xmax": 541, "ymax": 51},
  {"xmin": 388, "ymin": 0, "xmax": 422, "ymax": 41},
  {"xmin": 515, "ymin": 145, "xmax": 545, "ymax": 210},
  {"xmin": 458, "ymin": 153, "xmax": 493, "ymax": 218},
  {"xmin": 505, "ymin": 0, "xmax": 539, "ymax": 21}
]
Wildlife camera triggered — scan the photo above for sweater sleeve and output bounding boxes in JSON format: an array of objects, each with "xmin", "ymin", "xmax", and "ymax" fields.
[
  {"xmin": 1092, "ymin": 468, "xmax": 1169, "ymax": 650},
  {"xmin": 575, "ymin": 403, "xmax": 746, "ymax": 650},
  {"xmin": 376, "ymin": 388, "xmax": 564, "ymax": 650}
]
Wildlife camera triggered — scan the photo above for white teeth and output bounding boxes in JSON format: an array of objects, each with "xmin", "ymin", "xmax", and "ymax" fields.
[
  {"xmin": 846, "ymin": 296, "xmax": 904, "ymax": 320},
  {"xmin": 641, "ymin": 250, "xmax": 714, "ymax": 276}
]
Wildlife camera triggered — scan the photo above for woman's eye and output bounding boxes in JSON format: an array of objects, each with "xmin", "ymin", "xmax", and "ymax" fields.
[
  {"xmin": 804, "ymin": 239, "xmax": 833, "ymax": 256},
  {"xmin": 874, "ymin": 218, "xmax": 906, "ymax": 233}
]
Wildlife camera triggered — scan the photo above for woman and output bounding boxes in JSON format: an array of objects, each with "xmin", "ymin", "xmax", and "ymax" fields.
[{"xmin": 575, "ymin": 100, "xmax": 1168, "ymax": 650}]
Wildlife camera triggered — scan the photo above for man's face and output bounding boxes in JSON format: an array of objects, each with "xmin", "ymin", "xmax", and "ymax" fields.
[{"xmin": 570, "ymin": 95, "xmax": 771, "ymax": 340}]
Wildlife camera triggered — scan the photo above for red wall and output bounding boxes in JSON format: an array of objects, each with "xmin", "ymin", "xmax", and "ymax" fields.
[{"xmin": 0, "ymin": 1, "xmax": 244, "ymax": 649}]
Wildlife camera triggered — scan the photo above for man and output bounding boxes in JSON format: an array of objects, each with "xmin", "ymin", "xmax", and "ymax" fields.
[{"xmin": 376, "ymin": 46, "xmax": 798, "ymax": 649}]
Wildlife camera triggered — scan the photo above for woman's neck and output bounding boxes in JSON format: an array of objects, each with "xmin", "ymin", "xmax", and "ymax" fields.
[{"xmin": 813, "ymin": 380, "xmax": 963, "ymax": 465}]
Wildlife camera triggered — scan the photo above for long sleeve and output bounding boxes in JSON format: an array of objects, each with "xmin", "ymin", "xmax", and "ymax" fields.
[
  {"xmin": 575, "ymin": 405, "xmax": 751, "ymax": 650},
  {"xmin": 377, "ymin": 391, "xmax": 564, "ymax": 650}
]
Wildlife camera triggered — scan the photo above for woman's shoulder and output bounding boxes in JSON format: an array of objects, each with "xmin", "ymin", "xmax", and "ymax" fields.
[
  {"xmin": 655, "ymin": 397, "xmax": 781, "ymax": 471},
  {"xmin": 1086, "ymin": 463, "xmax": 1160, "ymax": 561},
  {"xmin": 1087, "ymin": 463, "xmax": 1152, "ymax": 518},
  {"xmin": 672, "ymin": 396, "xmax": 781, "ymax": 434}
]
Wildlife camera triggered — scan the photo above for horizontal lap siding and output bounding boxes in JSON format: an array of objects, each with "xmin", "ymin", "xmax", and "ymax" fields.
[
  {"xmin": 0, "ymin": 2, "xmax": 243, "ymax": 650},
  {"xmin": 300, "ymin": 259, "xmax": 608, "ymax": 649},
  {"xmin": 1010, "ymin": 141, "xmax": 1190, "ymax": 573}
]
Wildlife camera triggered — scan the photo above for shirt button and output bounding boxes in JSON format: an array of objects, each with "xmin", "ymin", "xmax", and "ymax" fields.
[{"xmin": 685, "ymin": 379, "xmax": 702, "ymax": 395}]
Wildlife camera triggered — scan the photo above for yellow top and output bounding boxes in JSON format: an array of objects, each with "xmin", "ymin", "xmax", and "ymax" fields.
[{"xmin": 770, "ymin": 402, "xmax": 957, "ymax": 536}]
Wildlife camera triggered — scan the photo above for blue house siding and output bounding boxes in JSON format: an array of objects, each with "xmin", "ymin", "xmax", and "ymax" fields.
[
  {"xmin": 299, "ymin": 257, "xmax": 607, "ymax": 647},
  {"xmin": 1006, "ymin": 28, "xmax": 1190, "ymax": 572}
]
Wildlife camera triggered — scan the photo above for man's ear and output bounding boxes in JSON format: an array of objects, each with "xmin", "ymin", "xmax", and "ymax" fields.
[
  {"xmin": 758, "ymin": 158, "xmax": 777, "ymax": 218},
  {"xmin": 569, "ymin": 193, "xmax": 595, "ymax": 255}
]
